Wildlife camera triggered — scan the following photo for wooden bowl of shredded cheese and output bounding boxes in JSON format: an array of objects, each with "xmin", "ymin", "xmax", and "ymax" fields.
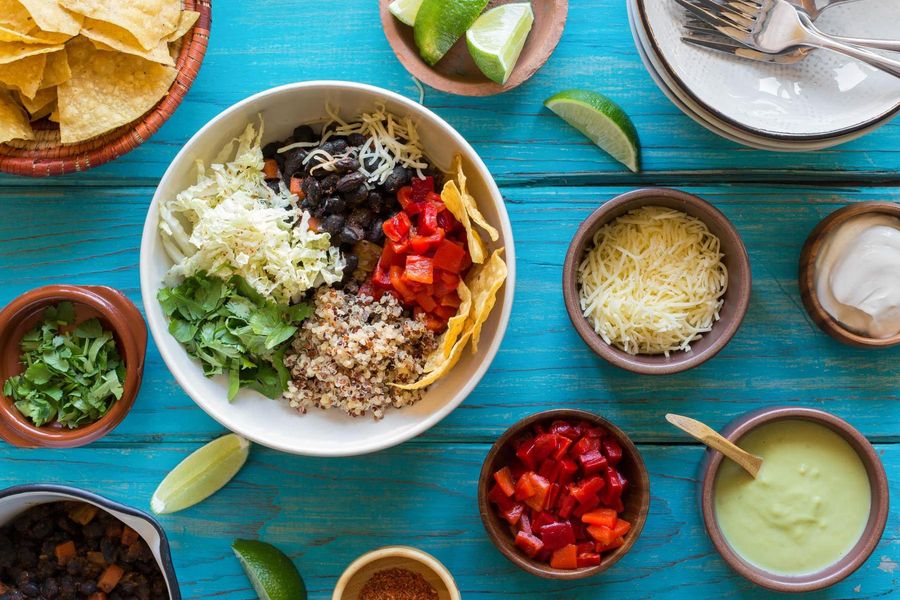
[{"xmin": 562, "ymin": 188, "xmax": 751, "ymax": 375}]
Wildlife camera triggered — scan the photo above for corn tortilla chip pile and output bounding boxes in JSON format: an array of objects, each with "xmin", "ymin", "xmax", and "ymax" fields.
[
  {"xmin": 395, "ymin": 155, "xmax": 508, "ymax": 391},
  {"xmin": 0, "ymin": 0, "xmax": 199, "ymax": 145}
]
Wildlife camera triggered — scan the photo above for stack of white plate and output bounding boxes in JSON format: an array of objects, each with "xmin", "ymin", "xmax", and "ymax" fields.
[{"xmin": 628, "ymin": 0, "xmax": 900, "ymax": 151}]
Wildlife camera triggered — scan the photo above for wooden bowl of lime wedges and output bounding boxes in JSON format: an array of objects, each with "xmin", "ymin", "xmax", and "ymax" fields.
[{"xmin": 380, "ymin": 0, "xmax": 568, "ymax": 96}]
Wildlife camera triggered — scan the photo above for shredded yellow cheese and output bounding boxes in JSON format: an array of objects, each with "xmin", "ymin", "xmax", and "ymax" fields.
[{"xmin": 577, "ymin": 206, "xmax": 728, "ymax": 356}]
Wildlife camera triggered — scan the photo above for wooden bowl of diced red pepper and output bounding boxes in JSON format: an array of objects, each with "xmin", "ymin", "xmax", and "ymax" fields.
[{"xmin": 477, "ymin": 409, "xmax": 650, "ymax": 579}]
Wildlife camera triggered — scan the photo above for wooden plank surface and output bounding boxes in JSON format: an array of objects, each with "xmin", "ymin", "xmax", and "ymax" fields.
[{"xmin": 0, "ymin": 0, "xmax": 897, "ymax": 598}]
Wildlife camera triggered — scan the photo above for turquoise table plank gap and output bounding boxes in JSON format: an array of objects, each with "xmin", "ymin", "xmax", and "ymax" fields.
[{"xmin": 0, "ymin": 1, "xmax": 897, "ymax": 598}]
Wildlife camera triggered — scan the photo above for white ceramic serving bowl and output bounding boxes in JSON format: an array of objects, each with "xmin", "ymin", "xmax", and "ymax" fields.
[
  {"xmin": 140, "ymin": 81, "xmax": 515, "ymax": 457},
  {"xmin": 632, "ymin": 0, "xmax": 900, "ymax": 148},
  {"xmin": 0, "ymin": 485, "xmax": 180, "ymax": 599}
]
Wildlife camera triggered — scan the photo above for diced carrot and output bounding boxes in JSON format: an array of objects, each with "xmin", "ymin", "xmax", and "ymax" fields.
[
  {"xmin": 549, "ymin": 544, "xmax": 578, "ymax": 570},
  {"xmin": 68, "ymin": 504, "xmax": 99, "ymax": 525},
  {"xmin": 263, "ymin": 159, "xmax": 279, "ymax": 180},
  {"xmin": 87, "ymin": 551, "xmax": 107, "ymax": 566},
  {"xmin": 289, "ymin": 176, "xmax": 304, "ymax": 198},
  {"xmin": 97, "ymin": 564, "xmax": 124, "ymax": 593},
  {"xmin": 88, "ymin": 593, "xmax": 107, "ymax": 600},
  {"xmin": 308, "ymin": 216, "xmax": 321, "ymax": 232},
  {"xmin": 55, "ymin": 540, "xmax": 76, "ymax": 566},
  {"xmin": 120, "ymin": 527, "xmax": 140, "ymax": 546}
]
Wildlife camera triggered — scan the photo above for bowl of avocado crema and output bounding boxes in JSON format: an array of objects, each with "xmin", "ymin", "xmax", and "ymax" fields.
[{"xmin": 699, "ymin": 407, "xmax": 889, "ymax": 593}]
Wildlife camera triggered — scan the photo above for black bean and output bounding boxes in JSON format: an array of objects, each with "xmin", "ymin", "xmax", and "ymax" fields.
[
  {"xmin": 336, "ymin": 172, "xmax": 365, "ymax": 193},
  {"xmin": 339, "ymin": 224, "xmax": 364, "ymax": 245},
  {"xmin": 347, "ymin": 208, "xmax": 373, "ymax": 230},
  {"xmin": 40, "ymin": 578, "xmax": 58, "ymax": 599},
  {"xmin": 281, "ymin": 148, "xmax": 307, "ymax": 179},
  {"xmin": 292, "ymin": 125, "xmax": 315, "ymax": 143},
  {"xmin": 366, "ymin": 191, "xmax": 385, "ymax": 212},
  {"xmin": 343, "ymin": 184, "xmax": 368, "ymax": 206},
  {"xmin": 334, "ymin": 156, "xmax": 360, "ymax": 173},
  {"xmin": 344, "ymin": 253, "xmax": 359, "ymax": 274},
  {"xmin": 367, "ymin": 219, "xmax": 386, "ymax": 244},
  {"xmin": 319, "ymin": 141, "xmax": 336, "ymax": 155},
  {"xmin": 383, "ymin": 165, "xmax": 411, "ymax": 192},
  {"xmin": 329, "ymin": 138, "xmax": 348, "ymax": 154},
  {"xmin": 321, "ymin": 215, "xmax": 345, "ymax": 235},
  {"xmin": 300, "ymin": 177, "xmax": 320, "ymax": 202},
  {"xmin": 57, "ymin": 576, "xmax": 75, "ymax": 596},
  {"xmin": 78, "ymin": 582, "xmax": 97, "ymax": 595},
  {"xmin": 347, "ymin": 133, "xmax": 367, "ymax": 147},
  {"xmin": 322, "ymin": 197, "xmax": 346, "ymax": 214},
  {"xmin": 18, "ymin": 583, "xmax": 37, "ymax": 598},
  {"xmin": 262, "ymin": 142, "xmax": 280, "ymax": 159},
  {"xmin": 362, "ymin": 155, "xmax": 381, "ymax": 172},
  {"xmin": 320, "ymin": 173, "xmax": 340, "ymax": 194}
]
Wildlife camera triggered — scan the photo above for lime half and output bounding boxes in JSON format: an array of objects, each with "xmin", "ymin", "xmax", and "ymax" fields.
[
  {"xmin": 150, "ymin": 433, "xmax": 250, "ymax": 514},
  {"xmin": 389, "ymin": 0, "xmax": 424, "ymax": 27},
  {"xmin": 233, "ymin": 540, "xmax": 307, "ymax": 600},
  {"xmin": 466, "ymin": 3, "xmax": 534, "ymax": 84},
  {"xmin": 414, "ymin": 0, "xmax": 489, "ymax": 66},
  {"xmin": 544, "ymin": 89, "xmax": 641, "ymax": 173}
]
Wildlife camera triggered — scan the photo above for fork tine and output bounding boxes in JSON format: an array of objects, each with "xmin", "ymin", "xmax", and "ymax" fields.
[
  {"xmin": 682, "ymin": 34, "xmax": 806, "ymax": 65},
  {"xmin": 682, "ymin": 34, "xmax": 747, "ymax": 54},
  {"xmin": 691, "ymin": 0, "xmax": 755, "ymax": 28},
  {"xmin": 673, "ymin": 0, "xmax": 755, "ymax": 44}
]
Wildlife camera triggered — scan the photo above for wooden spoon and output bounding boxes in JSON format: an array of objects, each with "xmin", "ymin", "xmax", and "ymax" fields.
[{"xmin": 665, "ymin": 414, "xmax": 763, "ymax": 478}]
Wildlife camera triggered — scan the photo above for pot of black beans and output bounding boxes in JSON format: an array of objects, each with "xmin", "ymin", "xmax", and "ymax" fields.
[{"xmin": 262, "ymin": 124, "xmax": 443, "ymax": 282}]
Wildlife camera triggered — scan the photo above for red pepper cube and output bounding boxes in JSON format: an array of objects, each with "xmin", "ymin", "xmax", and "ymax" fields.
[
  {"xmin": 531, "ymin": 434, "xmax": 559, "ymax": 463},
  {"xmin": 383, "ymin": 211, "xmax": 412, "ymax": 242},
  {"xmin": 404, "ymin": 255, "xmax": 434, "ymax": 285},
  {"xmin": 411, "ymin": 176, "xmax": 434, "ymax": 202},
  {"xmin": 521, "ymin": 473, "xmax": 551, "ymax": 512},
  {"xmin": 576, "ymin": 552, "xmax": 603, "ymax": 568},
  {"xmin": 493, "ymin": 467, "xmax": 516, "ymax": 498},
  {"xmin": 514, "ymin": 471, "xmax": 539, "ymax": 501},
  {"xmin": 611, "ymin": 519, "xmax": 632, "ymax": 539},
  {"xmin": 545, "ymin": 483, "xmax": 561, "ymax": 514},
  {"xmin": 570, "ymin": 476, "xmax": 606, "ymax": 505},
  {"xmin": 581, "ymin": 508, "xmax": 618, "ymax": 528},
  {"xmin": 602, "ymin": 438, "xmax": 624, "ymax": 466},
  {"xmin": 549, "ymin": 544, "xmax": 578, "ymax": 570},
  {"xmin": 437, "ymin": 209, "xmax": 461, "ymax": 233},
  {"xmin": 531, "ymin": 511, "xmax": 556, "ymax": 532},
  {"xmin": 409, "ymin": 230, "xmax": 445, "ymax": 254},
  {"xmin": 552, "ymin": 436, "xmax": 573, "ymax": 461},
  {"xmin": 573, "ymin": 495, "xmax": 602, "ymax": 518},
  {"xmin": 519, "ymin": 512, "xmax": 532, "ymax": 535},
  {"xmin": 556, "ymin": 459, "xmax": 579, "ymax": 486},
  {"xmin": 578, "ymin": 450, "xmax": 609, "ymax": 477},
  {"xmin": 538, "ymin": 521, "xmax": 575, "ymax": 552},
  {"xmin": 418, "ymin": 203, "xmax": 441, "ymax": 235},
  {"xmin": 500, "ymin": 503, "xmax": 525, "ymax": 526},
  {"xmin": 602, "ymin": 466, "xmax": 627, "ymax": 506},
  {"xmin": 558, "ymin": 494, "xmax": 578, "ymax": 520},
  {"xmin": 538, "ymin": 459, "xmax": 558, "ymax": 481},
  {"xmin": 572, "ymin": 436, "xmax": 600, "ymax": 457},
  {"xmin": 515, "ymin": 439, "xmax": 538, "ymax": 471},
  {"xmin": 587, "ymin": 525, "xmax": 618, "ymax": 546},
  {"xmin": 550, "ymin": 421, "xmax": 581, "ymax": 440},
  {"xmin": 515, "ymin": 531, "xmax": 544, "ymax": 558},
  {"xmin": 432, "ymin": 239, "xmax": 467, "ymax": 273},
  {"xmin": 596, "ymin": 536, "xmax": 626, "ymax": 553}
]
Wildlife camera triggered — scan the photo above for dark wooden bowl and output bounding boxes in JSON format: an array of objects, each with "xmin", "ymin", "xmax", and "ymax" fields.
[
  {"xmin": 562, "ymin": 188, "xmax": 752, "ymax": 375},
  {"xmin": 379, "ymin": 0, "xmax": 567, "ymax": 96},
  {"xmin": 798, "ymin": 201, "xmax": 900, "ymax": 349},
  {"xmin": 477, "ymin": 409, "xmax": 650, "ymax": 580},
  {"xmin": 0, "ymin": 285, "xmax": 147, "ymax": 448},
  {"xmin": 700, "ymin": 407, "xmax": 890, "ymax": 593}
]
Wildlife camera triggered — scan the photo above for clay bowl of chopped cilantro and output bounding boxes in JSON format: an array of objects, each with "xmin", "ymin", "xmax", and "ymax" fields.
[{"xmin": 0, "ymin": 285, "xmax": 147, "ymax": 448}]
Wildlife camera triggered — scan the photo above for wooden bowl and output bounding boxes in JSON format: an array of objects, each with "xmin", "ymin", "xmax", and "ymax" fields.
[
  {"xmin": 798, "ymin": 201, "xmax": 900, "ymax": 348},
  {"xmin": 379, "ymin": 0, "xmax": 567, "ymax": 96},
  {"xmin": 332, "ymin": 546, "xmax": 460, "ymax": 600},
  {"xmin": 700, "ymin": 407, "xmax": 890, "ymax": 593},
  {"xmin": 0, "ymin": 285, "xmax": 147, "ymax": 448},
  {"xmin": 477, "ymin": 409, "xmax": 650, "ymax": 580},
  {"xmin": 562, "ymin": 188, "xmax": 752, "ymax": 375},
  {"xmin": 0, "ymin": 0, "xmax": 211, "ymax": 177}
]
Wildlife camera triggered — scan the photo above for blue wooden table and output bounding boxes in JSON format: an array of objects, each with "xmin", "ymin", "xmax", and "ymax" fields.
[{"xmin": 0, "ymin": 2, "xmax": 897, "ymax": 598}]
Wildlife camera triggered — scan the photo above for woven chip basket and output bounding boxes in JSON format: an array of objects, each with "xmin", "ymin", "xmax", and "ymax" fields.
[{"xmin": 0, "ymin": 0, "xmax": 212, "ymax": 177}]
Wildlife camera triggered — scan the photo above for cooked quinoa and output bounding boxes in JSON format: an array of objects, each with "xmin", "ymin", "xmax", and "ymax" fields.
[{"xmin": 283, "ymin": 285, "xmax": 437, "ymax": 419}]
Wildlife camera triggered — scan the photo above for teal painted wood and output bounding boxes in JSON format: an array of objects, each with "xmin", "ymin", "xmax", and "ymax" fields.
[{"xmin": 0, "ymin": 0, "xmax": 898, "ymax": 598}]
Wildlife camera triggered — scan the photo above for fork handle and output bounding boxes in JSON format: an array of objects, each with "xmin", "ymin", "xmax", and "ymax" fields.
[
  {"xmin": 799, "ymin": 17, "xmax": 900, "ymax": 78},
  {"xmin": 830, "ymin": 36, "xmax": 900, "ymax": 53}
]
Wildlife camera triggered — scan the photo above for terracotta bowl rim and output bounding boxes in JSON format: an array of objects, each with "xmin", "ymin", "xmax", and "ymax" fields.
[
  {"xmin": 699, "ymin": 406, "xmax": 890, "ymax": 593},
  {"xmin": 562, "ymin": 187, "xmax": 752, "ymax": 375},
  {"xmin": 0, "ymin": 285, "xmax": 147, "ymax": 448},
  {"xmin": 477, "ymin": 409, "xmax": 650, "ymax": 580},
  {"xmin": 331, "ymin": 545, "xmax": 460, "ymax": 600},
  {"xmin": 798, "ymin": 201, "xmax": 900, "ymax": 348}
]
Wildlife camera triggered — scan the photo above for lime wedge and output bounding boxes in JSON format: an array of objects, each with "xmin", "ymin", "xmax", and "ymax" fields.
[
  {"xmin": 233, "ymin": 540, "xmax": 307, "ymax": 600},
  {"xmin": 544, "ymin": 89, "xmax": 642, "ymax": 173},
  {"xmin": 389, "ymin": 0, "xmax": 424, "ymax": 27},
  {"xmin": 150, "ymin": 433, "xmax": 250, "ymax": 514},
  {"xmin": 414, "ymin": 0, "xmax": 489, "ymax": 66},
  {"xmin": 466, "ymin": 3, "xmax": 534, "ymax": 84}
]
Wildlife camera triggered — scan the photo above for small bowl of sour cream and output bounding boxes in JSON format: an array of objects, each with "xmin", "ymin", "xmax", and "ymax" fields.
[
  {"xmin": 799, "ymin": 201, "xmax": 900, "ymax": 348},
  {"xmin": 700, "ymin": 407, "xmax": 889, "ymax": 593}
]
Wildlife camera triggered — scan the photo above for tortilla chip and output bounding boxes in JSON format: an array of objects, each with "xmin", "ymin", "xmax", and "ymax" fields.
[
  {"xmin": 60, "ymin": 0, "xmax": 181, "ymax": 51},
  {"xmin": 39, "ymin": 50, "xmax": 69, "ymax": 88},
  {"xmin": 0, "ymin": 25, "xmax": 70, "ymax": 45},
  {"xmin": 453, "ymin": 155, "xmax": 500, "ymax": 242},
  {"xmin": 81, "ymin": 18, "xmax": 174, "ymax": 66},
  {"xmin": 17, "ymin": 0, "xmax": 84, "ymax": 36},
  {"xmin": 0, "ymin": 88, "xmax": 34, "ymax": 142},
  {"xmin": 466, "ymin": 249, "xmax": 508, "ymax": 352},
  {"xmin": 0, "ymin": 0, "xmax": 37, "ymax": 35},
  {"xmin": 19, "ymin": 86, "xmax": 54, "ymax": 115},
  {"xmin": 0, "ymin": 42, "xmax": 64, "ymax": 65},
  {"xmin": 0, "ymin": 53, "xmax": 45, "ymax": 99},
  {"xmin": 442, "ymin": 180, "xmax": 487, "ymax": 264},
  {"xmin": 57, "ymin": 37, "xmax": 176, "ymax": 143},
  {"xmin": 393, "ymin": 326, "xmax": 476, "ymax": 391},
  {"xmin": 165, "ymin": 10, "xmax": 199, "ymax": 42},
  {"xmin": 425, "ymin": 280, "xmax": 473, "ymax": 372},
  {"xmin": 48, "ymin": 107, "xmax": 59, "ymax": 122}
]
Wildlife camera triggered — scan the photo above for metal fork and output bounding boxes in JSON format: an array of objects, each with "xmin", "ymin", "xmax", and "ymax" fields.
[
  {"xmin": 793, "ymin": 0, "xmax": 858, "ymax": 19},
  {"xmin": 675, "ymin": 0, "xmax": 900, "ymax": 77}
]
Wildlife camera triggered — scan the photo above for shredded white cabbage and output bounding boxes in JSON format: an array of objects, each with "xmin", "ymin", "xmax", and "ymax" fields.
[{"xmin": 158, "ymin": 122, "xmax": 345, "ymax": 305}]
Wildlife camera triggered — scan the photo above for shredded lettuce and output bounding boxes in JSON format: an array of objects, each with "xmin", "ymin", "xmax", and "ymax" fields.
[{"xmin": 158, "ymin": 122, "xmax": 345, "ymax": 305}]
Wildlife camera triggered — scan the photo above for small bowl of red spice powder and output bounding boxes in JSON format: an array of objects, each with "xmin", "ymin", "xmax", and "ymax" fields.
[{"xmin": 332, "ymin": 546, "xmax": 460, "ymax": 600}]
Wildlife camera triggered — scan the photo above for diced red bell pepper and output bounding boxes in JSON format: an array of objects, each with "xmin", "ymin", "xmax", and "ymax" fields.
[
  {"xmin": 581, "ymin": 508, "xmax": 618, "ymax": 528},
  {"xmin": 556, "ymin": 459, "xmax": 579, "ymax": 486},
  {"xmin": 583, "ymin": 426, "xmax": 607, "ymax": 439},
  {"xmin": 573, "ymin": 495, "xmax": 601, "ymax": 518},
  {"xmin": 587, "ymin": 525, "xmax": 617, "ymax": 546},
  {"xmin": 432, "ymin": 239, "xmax": 467, "ymax": 273},
  {"xmin": 515, "ymin": 439, "xmax": 538, "ymax": 470},
  {"xmin": 572, "ymin": 436, "xmax": 600, "ymax": 457},
  {"xmin": 411, "ymin": 176, "xmax": 434, "ymax": 202},
  {"xmin": 488, "ymin": 483, "xmax": 515, "ymax": 511},
  {"xmin": 500, "ymin": 503, "xmax": 525, "ymax": 526},
  {"xmin": 397, "ymin": 187, "xmax": 416, "ymax": 213},
  {"xmin": 551, "ymin": 421, "xmax": 581, "ymax": 440},
  {"xmin": 545, "ymin": 483, "xmax": 560, "ymax": 514},
  {"xmin": 602, "ymin": 438, "xmax": 623, "ymax": 466},
  {"xmin": 576, "ymin": 541, "xmax": 595, "ymax": 554},
  {"xmin": 432, "ymin": 305, "xmax": 457, "ymax": 320},
  {"xmin": 602, "ymin": 466, "xmax": 627, "ymax": 506},
  {"xmin": 389, "ymin": 266, "xmax": 416, "ymax": 301},
  {"xmin": 538, "ymin": 521, "xmax": 575, "ymax": 552},
  {"xmin": 538, "ymin": 459, "xmax": 558, "ymax": 481},
  {"xmin": 577, "ymin": 552, "xmax": 603, "ymax": 567},
  {"xmin": 516, "ymin": 472, "xmax": 550, "ymax": 512},
  {"xmin": 514, "ymin": 472, "xmax": 538, "ymax": 501},
  {"xmin": 409, "ymin": 230, "xmax": 445, "ymax": 253},
  {"xmin": 611, "ymin": 519, "xmax": 631, "ymax": 539},
  {"xmin": 390, "ymin": 239, "xmax": 410, "ymax": 254},
  {"xmin": 549, "ymin": 544, "xmax": 578, "ymax": 570},
  {"xmin": 415, "ymin": 294, "xmax": 437, "ymax": 313},
  {"xmin": 578, "ymin": 450, "xmax": 608, "ymax": 477},
  {"xmin": 515, "ymin": 531, "xmax": 544, "ymax": 558},
  {"xmin": 493, "ymin": 467, "xmax": 516, "ymax": 498},
  {"xmin": 531, "ymin": 434, "xmax": 559, "ymax": 464},
  {"xmin": 558, "ymin": 494, "xmax": 578, "ymax": 520},
  {"xmin": 419, "ymin": 203, "xmax": 440, "ymax": 235},
  {"xmin": 437, "ymin": 209, "xmax": 461, "ymax": 233},
  {"xmin": 383, "ymin": 211, "xmax": 411, "ymax": 242},
  {"xmin": 519, "ymin": 512, "xmax": 532, "ymax": 535},
  {"xmin": 552, "ymin": 436, "xmax": 573, "ymax": 461},
  {"xmin": 596, "ymin": 536, "xmax": 626, "ymax": 553},
  {"xmin": 570, "ymin": 476, "xmax": 605, "ymax": 504},
  {"xmin": 404, "ymin": 255, "xmax": 433, "ymax": 284},
  {"xmin": 439, "ymin": 292, "xmax": 461, "ymax": 308}
]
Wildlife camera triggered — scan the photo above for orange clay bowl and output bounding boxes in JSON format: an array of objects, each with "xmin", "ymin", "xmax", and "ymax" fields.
[
  {"xmin": 380, "ymin": 0, "xmax": 568, "ymax": 96},
  {"xmin": 0, "ymin": 1, "xmax": 211, "ymax": 177},
  {"xmin": 477, "ymin": 409, "xmax": 650, "ymax": 580},
  {"xmin": 0, "ymin": 285, "xmax": 147, "ymax": 448}
]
